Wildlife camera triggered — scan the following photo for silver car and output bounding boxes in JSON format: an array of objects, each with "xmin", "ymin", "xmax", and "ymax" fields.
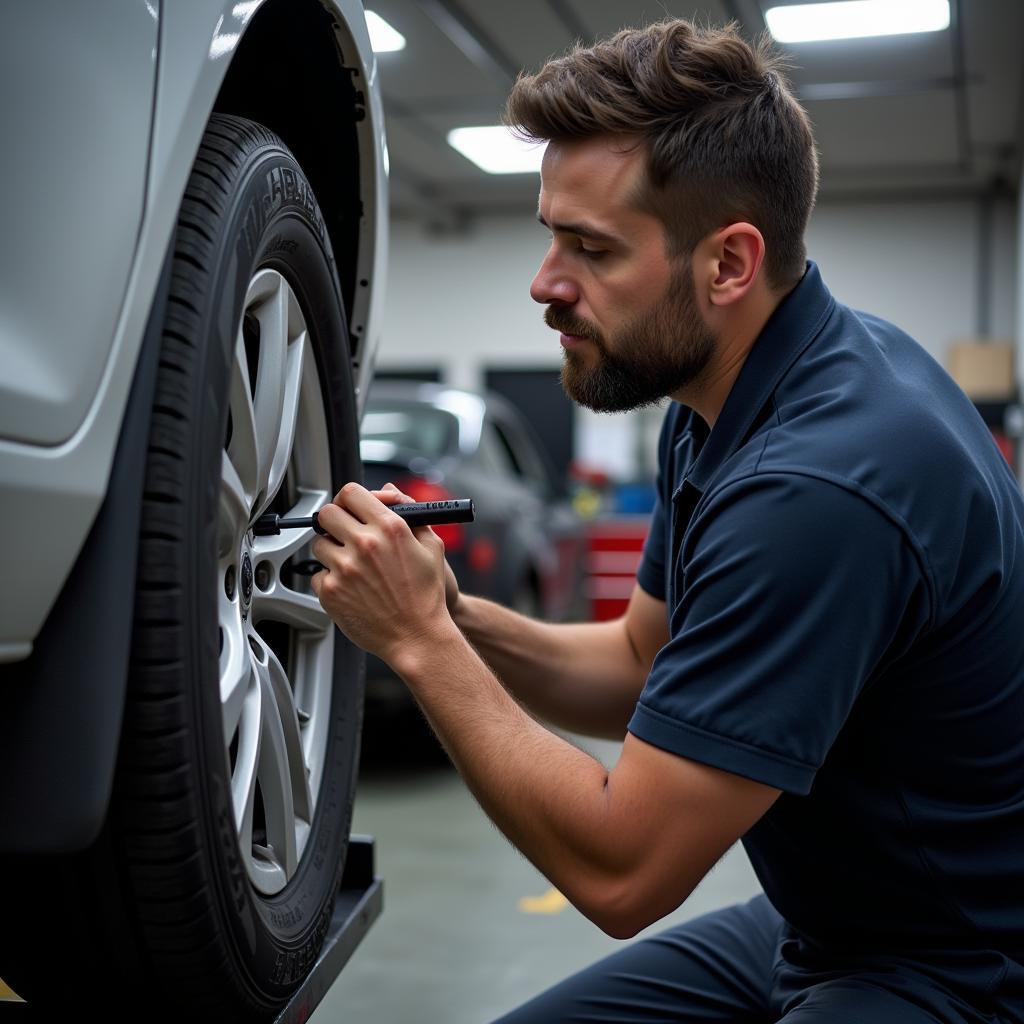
[{"xmin": 0, "ymin": 1, "xmax": 387, "ymax": 1017}]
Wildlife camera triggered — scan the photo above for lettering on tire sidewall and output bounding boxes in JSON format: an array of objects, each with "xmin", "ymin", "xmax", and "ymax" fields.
[{"xmin": 238, "ymin": 160, "xmax": 326, "ymax": 268}]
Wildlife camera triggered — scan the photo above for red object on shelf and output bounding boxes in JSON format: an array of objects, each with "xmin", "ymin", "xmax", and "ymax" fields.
[
  {"xmin": 585, "ymin": 516, "xmax": 650, "ymax": 621},
  {"xmin": 991, "ymin": 428, "xmax": 1015, "ymax": 468}
]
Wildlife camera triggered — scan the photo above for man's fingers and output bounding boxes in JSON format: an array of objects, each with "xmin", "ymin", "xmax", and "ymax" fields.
[
  {"xmin": 327, "ymin": 481, "xmax": 419, "ymax": 544},
  {"xmin": 322, "ymin": 482, "xmax": 401, "ymax": 537},
  {"xmin": 372, "ymin": 481, "xmax": 416, "ymax": 505},
  {"xmin": 311, "ymin": 536, "xmax": 336, "ymax": 567},
  {"xmin": 333, "ymin": 481, "xmax": 399, "ymax": 524},
  {"xmin": 329, "ymin": 482, "xmax": 370, "ymax": 523},
  {"xmin": 313, "ymin": 502, "xmax": 359, "ymax": 545},
  {"xmin": 314, "ymin": 505, "xmax": 342, "ymax": 542}
]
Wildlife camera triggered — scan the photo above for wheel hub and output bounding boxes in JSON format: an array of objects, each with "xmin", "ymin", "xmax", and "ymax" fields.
[{"xmin": 240, "ymin": 551, "xmax": 254, "ymax": 614}]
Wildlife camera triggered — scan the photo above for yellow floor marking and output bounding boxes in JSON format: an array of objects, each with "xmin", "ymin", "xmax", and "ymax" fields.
[
  {"xmin": 0, "ymin": 977, "xmax": 24, "ymax": 1001},
  {"xmin": 517, "ymin": 887, "xmax": 569, "ymax": 914}
]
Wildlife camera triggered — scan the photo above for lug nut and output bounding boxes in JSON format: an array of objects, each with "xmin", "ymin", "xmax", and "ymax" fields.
[
  {"xmin": 225, "ymin": 565, "xmax": 237, "ymax": 600},
  {"xmin": 255, "ymin": 561, "xmax": 273, "ymax": 591}
]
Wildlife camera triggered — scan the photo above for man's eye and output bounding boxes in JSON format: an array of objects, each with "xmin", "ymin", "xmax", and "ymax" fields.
[{"xmin": 578, "ymin": 244, "xmax": 606, "ymax": 261}]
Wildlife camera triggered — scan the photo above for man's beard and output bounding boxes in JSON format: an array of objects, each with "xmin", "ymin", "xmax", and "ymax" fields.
[{"xmin": 545, "ymin": 265, "xmax": 715, "ymax": 413}]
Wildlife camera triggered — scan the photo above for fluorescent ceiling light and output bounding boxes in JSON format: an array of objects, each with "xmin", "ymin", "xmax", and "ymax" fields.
[
  {"xmin": 447, "ymin": 126, "xmax": 545, "ymax": 174},
  {"xmin": 365, "ymin": 10, "xmax": 405, "ymax": 52},
  {"xmin": 765, "ymin": 0, "xmax": 949, "ymax": 43}
]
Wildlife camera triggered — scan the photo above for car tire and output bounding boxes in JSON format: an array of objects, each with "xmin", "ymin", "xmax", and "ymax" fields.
[{"xmin": 0, "ymin": 114, "xmax": 364, "ymax": 1020}]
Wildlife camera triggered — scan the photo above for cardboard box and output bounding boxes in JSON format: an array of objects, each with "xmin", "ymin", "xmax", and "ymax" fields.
[{"xmin": 947, "ymin": 341, "xmax": 1016, "ymax": 400}]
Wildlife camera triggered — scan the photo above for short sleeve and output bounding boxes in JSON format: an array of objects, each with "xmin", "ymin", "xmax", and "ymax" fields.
[
  {"xmin": 628, "ymin": 472, "xmax": 928, "ymax": 794},
  {"xmin": 635, "ymin": 406, "xmax": 679, "ymax": 600},
  {"xmin": 635, "ymin": 497, "xmax": 666, "ymax": 600}
]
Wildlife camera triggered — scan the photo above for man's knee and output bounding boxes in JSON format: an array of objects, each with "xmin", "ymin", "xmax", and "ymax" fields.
[
  {"xmin": 777, "ymin": 975, "xmax": 978, "ymax": 1024},
  {"xmin": 493, "ymin": 898, "xmax": 782, "ymax": 1024}
]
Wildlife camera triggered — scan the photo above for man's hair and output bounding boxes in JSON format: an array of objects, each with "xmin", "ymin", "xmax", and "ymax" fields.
[{"xmin": 503, "ymin": 20, "xmax": 819, "ymax": 291}]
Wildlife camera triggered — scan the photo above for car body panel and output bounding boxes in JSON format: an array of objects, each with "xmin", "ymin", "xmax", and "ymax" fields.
[
  {"xmin": 0, "ymin": 1, "xmax": 158, "ymax": 448},
  {"xmin": 0, "ymin": 0, "xmax": 387, "ymax": 661}
]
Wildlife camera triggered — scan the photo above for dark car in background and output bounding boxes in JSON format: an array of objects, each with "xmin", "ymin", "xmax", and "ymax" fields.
[{"xmin": 360, "ymin": 381, "xmax": 588, "ymax": 712}]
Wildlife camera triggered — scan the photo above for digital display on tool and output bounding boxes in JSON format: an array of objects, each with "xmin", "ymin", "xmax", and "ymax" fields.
[{"xmin": 253, "ymin": 498, "xmax": 475, "ymax": 536}]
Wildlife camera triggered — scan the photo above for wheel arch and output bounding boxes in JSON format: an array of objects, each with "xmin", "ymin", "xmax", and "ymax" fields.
[{"xmin": 213, "ymin": 0, "xmax": 381, "ymax": 378}]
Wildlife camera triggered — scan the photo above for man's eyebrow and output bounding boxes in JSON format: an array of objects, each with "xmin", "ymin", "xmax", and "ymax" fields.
[{"xmin": 536, "ymin": 210, "xmax": 624, "ymax": 246}]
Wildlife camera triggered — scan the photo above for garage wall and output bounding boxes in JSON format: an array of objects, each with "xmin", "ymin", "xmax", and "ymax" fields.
[
  {"xmin": 806, "ymin": 198, "xmax": 1018, "ymax": 349},
  {"xmin": 378, "ymin": 195, "xmax": 1017, "ymax": 478}
]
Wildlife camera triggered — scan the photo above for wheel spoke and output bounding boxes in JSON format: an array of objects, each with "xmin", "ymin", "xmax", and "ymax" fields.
[
  {"xmin": 227, "ymin": 323, "xmax": 259, "ymax": 502},
  {"xmin": 253, "ymin": 580, "xmax": 332, "ymax": 635},
  {"xmin": 231, "ymin": 659, "xmax": 261, "ymax": 842},
  {"xmin": 249, "ymin": 273, "xmax": 289, "ymax": 515},
  {"xmin": 219, "ymin": 452, "xmax": 251, "ymax": 555},
  {"xmin": 252, "ymin": 636, "xmax": 302, "ymax": 882},
  {"xmin": 260, "ymin": 631, "xmax": 313, "ymax": 825},
  {"xmin": 266, "ymin": 331, "xmax": 306, "ymax": 512},
  {"xmin": 251, "ymin": 488, "xmax": 330, "ymax": 567},
  {"xmin": 219, "ymin": 614, "xmax": 253, "ymax": 746},
  {"xmin": 292, "ymin": 631, "xmax": 336, "ymax": 796}
]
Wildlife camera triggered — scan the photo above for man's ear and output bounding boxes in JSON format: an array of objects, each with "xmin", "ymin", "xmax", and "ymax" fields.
[{"xmin": 706, "ymin": 223, "xmax": 765, "ymax": 307}]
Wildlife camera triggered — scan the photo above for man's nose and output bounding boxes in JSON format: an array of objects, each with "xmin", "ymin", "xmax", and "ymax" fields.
[{"xmin": 530, "ymin": 247, "xmax": 578, "ymax": 306}]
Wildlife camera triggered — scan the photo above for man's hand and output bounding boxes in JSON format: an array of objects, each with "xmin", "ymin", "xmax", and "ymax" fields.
[
  {"xmin": 443, "ymin": 555, "xmax": 461, "ymax": 616},
  {"xmin": 310, "ymin": 481, "xmax": 457, "ymax": 664},
  {"xmin": 374, "ymin": 482, "xmax": 462, "ymax": 614},
  {"xmin": 376, "ymin": 482, "xmax": 462, "ymax": 615},
  {"xmin": 372, "ymin": 480, "xmax": 414, "ymax": 509}
]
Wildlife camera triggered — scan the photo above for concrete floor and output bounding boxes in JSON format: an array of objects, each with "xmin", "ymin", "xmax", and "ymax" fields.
[{"xmin": 315, "ymin": 719, "xmax": 763, "ymax": 1024}]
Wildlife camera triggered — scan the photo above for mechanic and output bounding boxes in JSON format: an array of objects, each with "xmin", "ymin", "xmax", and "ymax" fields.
[{"xmin": 311, "ymin": 19, "xmax": 1024, "ymax": 1024}]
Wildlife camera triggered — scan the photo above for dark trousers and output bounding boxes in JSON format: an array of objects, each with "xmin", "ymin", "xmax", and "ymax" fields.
[{"xmin": 493, "ymin": 895, "xmax": 1023, "ymax": 1023}]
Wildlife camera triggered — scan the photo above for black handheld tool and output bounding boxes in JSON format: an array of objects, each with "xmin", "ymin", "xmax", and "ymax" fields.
[{"xmin": 253, "ymin": 498, "xmax": 475, "ymax": 537}]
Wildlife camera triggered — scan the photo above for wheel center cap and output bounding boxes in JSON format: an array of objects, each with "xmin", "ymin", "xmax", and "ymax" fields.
[{"xmin": 241, "ymin": 552, "xmax": 254, "ymax": 609}]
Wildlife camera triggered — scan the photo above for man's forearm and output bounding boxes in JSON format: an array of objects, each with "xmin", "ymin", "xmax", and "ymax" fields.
[
  {"xmin": 452, "ymin": 594, "xmax": 646, "ymax": 739},
  {"xmin": 390, "ymin": 623, "xmax": 636, "ymax": 931}
]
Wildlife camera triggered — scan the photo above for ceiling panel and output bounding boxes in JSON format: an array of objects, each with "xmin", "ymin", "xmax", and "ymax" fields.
[
  {"xmin": 807, "ymin": 92, "xmax": 961, "ymax": 170},
  {"xmin": 384, "ymin": 114, "xmax": 471, "ymax": 182},
  {"xmin": 962, "ymin": 0, "xmax": 1024, "ymax": 153},
  {"xmin": 370, "ymin": 0, "xmax": 506, "ymax": 102},
  {"xmin": 562, "ymin": 0, "xmax": 735, "ymax": 41},
  {"xmin": 414, "ymin": 107, "xmax": 546, "ymax": 181},
  {"xmin": 772, "ymin": 31, "xmax": 954, "ymax": 87},
  {"xmin": 448, "ymin": 0, "xmax": 577, "ymax": 75},
  {"xmin": 390, "ymin": 94, "xmax": 511, "ymax": 120},
  {"xmin": 375, "ymin": 0, "xmax": 1020, "ymax": 217}
]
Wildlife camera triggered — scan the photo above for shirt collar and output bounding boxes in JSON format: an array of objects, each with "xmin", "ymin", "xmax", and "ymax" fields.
[{"xmin": 680, "ymin": 260, "xmax": 835, "ymax": 495}]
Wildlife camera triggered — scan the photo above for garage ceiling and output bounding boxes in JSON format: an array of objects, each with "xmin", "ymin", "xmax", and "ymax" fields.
[{"xmin": 368, "ymin": 0, "xmax": 1023, "ymax": 222}]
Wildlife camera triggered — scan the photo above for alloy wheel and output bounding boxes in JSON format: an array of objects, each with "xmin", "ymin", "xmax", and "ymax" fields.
[{"xmin": 217, "ymin": 268, "xmax": 335, "ymax": 896}]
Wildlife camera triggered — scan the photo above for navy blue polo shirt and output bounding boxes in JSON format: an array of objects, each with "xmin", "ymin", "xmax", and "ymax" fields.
[{"xmin": 630, "ymin": 262, "xmax": 1024, "ymax": 961}]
